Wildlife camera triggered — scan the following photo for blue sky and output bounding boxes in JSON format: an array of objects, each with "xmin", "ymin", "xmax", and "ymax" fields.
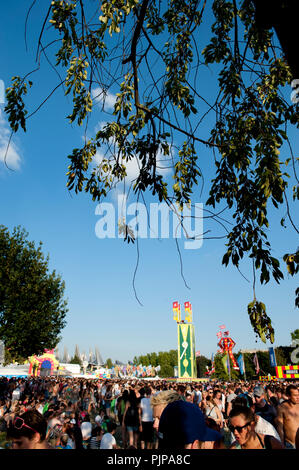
[{"xmin": 0, "ymin": 1, "xmax": 298, "ymax": 364}]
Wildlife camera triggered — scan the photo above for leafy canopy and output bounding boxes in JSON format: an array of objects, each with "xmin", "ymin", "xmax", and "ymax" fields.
[
  {"xmin": 0, "ymin": 225, "xmax": 68, "ymax": 360},
  {"xmin": 4, "ymin": 1, "xmax": 299, "ymax": 343}
]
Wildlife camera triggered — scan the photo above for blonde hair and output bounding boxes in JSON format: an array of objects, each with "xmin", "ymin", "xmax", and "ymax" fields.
[{"xmin": 150, "ymin": 390, "xmax": 184, "ymax": 407}]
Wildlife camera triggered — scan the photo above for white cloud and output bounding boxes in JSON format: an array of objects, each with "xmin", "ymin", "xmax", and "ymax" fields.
[
  {"xmin": 0, "ymin": 109, "xmax": 21, "ymax": 170},
  {"xmin": 94, "ymin": 121, "xmax": 107, "ymax": 134},
  {"xmin": 92, "ymin": 87, "xmax": 116, "ymax": 111}
]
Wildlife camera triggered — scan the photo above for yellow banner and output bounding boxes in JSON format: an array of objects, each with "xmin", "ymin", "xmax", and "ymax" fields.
[{"xmin": 275, "ymin": 365, "xmax": 299, "ymax": 379}]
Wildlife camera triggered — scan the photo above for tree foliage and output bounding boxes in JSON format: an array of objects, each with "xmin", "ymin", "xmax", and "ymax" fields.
[
  {"xmin": 0, "ymin": 225, "xmax": 68, "ymax": 360},
  {"xmin": 4, "ymin": 1, "xmax": 299, "ymax": 343},
  {"xmin": 105, "ymin": 357, "xmax": 113, "ymax": 369},
  {"xmin": 212, "ymin": 346, "xmax": 295, "ymax": 380},
  {"xmin": 133, "ymin": 349, "xmax": 177, "ymax": 377},
  {"xmin": 291, "ymin": 329, "xmax": 299, "ymax": 342},
  {"xmin": 196, "ymin": 354, "xmax": 211, "ymax": 378},
  {"xmin": 70, "ymin": 354, "xmax": 82, "ymax": 365}
]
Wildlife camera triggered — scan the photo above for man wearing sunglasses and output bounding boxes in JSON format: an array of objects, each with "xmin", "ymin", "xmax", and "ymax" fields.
[
  {"xmin": 7, "ymin": 410, "xmax": 53, "ymax": 449},
  {"xmin": 253, "ymin": 385, "xmax": 277, "ymax": 425}
]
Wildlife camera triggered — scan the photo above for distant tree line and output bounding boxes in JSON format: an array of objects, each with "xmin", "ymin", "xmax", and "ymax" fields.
[
  {"xmin": 133, "ymin": 350, "xmax": 177, "ymax": 378},
  {"xmin": 133, "ymin": 334, "xmax": 297, "ymax": 380}
]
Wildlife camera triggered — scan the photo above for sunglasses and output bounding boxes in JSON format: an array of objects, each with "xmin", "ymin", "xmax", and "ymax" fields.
[
  {"xmin": 13, "ymin": 417, "xmax": 38, "ymax": 435},
  {"xmin": 228, "ymin": 422, "xmax": 251, "ymax": 433}
]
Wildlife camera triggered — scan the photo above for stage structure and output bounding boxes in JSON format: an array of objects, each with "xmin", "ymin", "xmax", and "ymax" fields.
[
  {"xmin": 173, "ymin": 301, "xmax": 197, "ymax": 379},
  {"xmin": 28, "ymin": 349, "xmax": 60, "ymax": 377}
]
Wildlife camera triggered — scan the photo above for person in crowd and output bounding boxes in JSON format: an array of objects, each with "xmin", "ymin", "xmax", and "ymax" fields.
[
  {"xmin": 185, "ymin": 389, "xmax": 194, "ymax": 403},
  {"xmin": 253, "ymin": 385, "xmax": 277, "ymax": 425},
  {"xmin": 100, "ymin": 421, "xmax": 118, "ymax": 449},
  {"xmin": 193, "ymin": 385, "xmax": 202, "ymax": 408},
  {"xmin": 158, "ymin": 400, "xmax": 223, "ymax": 449},
  {"xmin": 139, "ymin": 386, "xmax": 154, "ymax": 449},
  {"xmin": 229, "ymin": 406, "xmax": 283, "ymax": 449},
  {"xmin": 229, "ymin": 395, "xmax": 281, "ymax": 443},
  {"xmin": 150, "ymin": 390, "xmax": 184, "ymax": 433},
  {"xmin": 122, "ymin": 389, "xmax": 141, "ymax": 448},
  {"xmin": 275, "ymin": 384, "xmax": 299, "ymax": 449},
  {"xmin": 80, "ymin": 413, "xmax": 92, "ymax": 449},
  {"xmin": 7, "ymin": 409, "xmax": 53, "ymax": 449},
  {"xmin": 200, "ymin": 389, "xmax": 214, "ymax": 413},
  {"xmin": 204, "ymin": 391, "xmax": 224, "ymax": 430},
  {"xmin": 275, "ymin": 386, "xmax": 285, "ymax": 405},
  {"xmin": 1, "ymin": 375, "xmax": 298, "ymax": 450},
  {"xmin": 55, "ymin": 433, "xmax": 72, "ymax": 449},
  {"xmin": 226, "ymin": 385, "xmax": 237, "ymax": 417},
  {"xmin": 89, "ymin": 425, "xmax": 102, "ymax": 449},
  {"xmin": 103, "ymin": 384, "xmax": 113, "ymax": 417},
  {"xmin": 150, "ymin": 389, "xmax": 185, "ymax": 449},
  {"xmin": 265, "ymin": 385, "xmax": 279, "ymax": 407}
]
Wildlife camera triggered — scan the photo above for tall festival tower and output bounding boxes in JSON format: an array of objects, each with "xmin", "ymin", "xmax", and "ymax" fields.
[{"xmin": 172, "ymin": 301, "xmax": 197, "ymax": 379}]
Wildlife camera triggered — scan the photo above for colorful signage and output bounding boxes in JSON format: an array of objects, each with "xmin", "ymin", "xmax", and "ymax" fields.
[
  {"xmin": 177, "ymin": 323, "xmax": 197, "ymax": 379},
  {"xmin": 275, "ymin": 365, "xmax": 299, "ymax": 379},
  {"xmin": 268, "ymin": 347, "xmax": 277, "ymax": 367},
  {"xmin": 259, "ymin": 376, "xmax": 278, "ymax": 381}
]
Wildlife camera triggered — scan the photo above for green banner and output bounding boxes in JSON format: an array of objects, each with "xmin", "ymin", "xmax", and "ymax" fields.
[{"xmin": 177, "ymin": 323, "xmax": 196, "ymax": 379}]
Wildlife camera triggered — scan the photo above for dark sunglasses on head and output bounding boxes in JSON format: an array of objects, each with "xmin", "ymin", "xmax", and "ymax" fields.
[
  {"xmin": 228, "ymin": 422, "xmax": 251, "ymax": 433},
  {"xmin": 13, "ymin": 417, "xmax": 38, "ymax": 434}
]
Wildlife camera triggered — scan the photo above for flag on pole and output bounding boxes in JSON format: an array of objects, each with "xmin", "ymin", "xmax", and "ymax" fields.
[
  {"xmin": 173, "ymin": 301, "xmax": 180, "ymax": 321},
  {"xmin": 253, "ymin": 353, "xmax": 260, "ymax": 374},
  {"xmin": 184, "ymin": 302, "xmax": 192, "ymax": 322},
  {"xmin": 268, "ymin": 347, "xmax": 277, "ymax": 368},
  {"xmin": 219, "ymin": 325, "xmax": 226, "ymax": 329},
  {"xmin": 222, "ymin": 354, "xmax": 228, "ymax": 375},
  {"xmin": 216, "ymin": 332, "xmax": 222, "ymax": 338},
  {"xmin": 237, "ymin": 354, "xmax": 245, "ymax": 375},
  {"xmin": 227, "ymin": 354, "xmax": 231, "ymax": 376}
]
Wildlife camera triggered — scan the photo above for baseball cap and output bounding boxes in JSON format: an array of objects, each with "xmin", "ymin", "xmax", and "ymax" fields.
[
  {"xmin": 159, "ymin": 401, "xmax": 222, "ymax": 448},
  {"xmin": 253, "ymin": 385, "xmax": 264, "ymax": 397}
]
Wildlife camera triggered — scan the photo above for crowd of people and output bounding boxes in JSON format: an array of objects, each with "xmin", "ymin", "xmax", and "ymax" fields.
[{"xmin": 0, "ymin": 376, "xmax": 298, "ymax": 450}]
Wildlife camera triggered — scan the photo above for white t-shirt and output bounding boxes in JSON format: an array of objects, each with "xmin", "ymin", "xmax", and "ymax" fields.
[
  {"xmin": 194, "ymin": 391, "xmax": 202, "ymax": 404},
  {"xmin": 12, "ymin": 389, "xmax": 21, "ymax": 401},
  {"xmin": 100, "ymin": 432, "xmax": 116, "ymax": 449},
  {"xmin": 255, "ymin": 415, "xmax": 281, "ymax": 441},
  {"xmin": 140, "ymin": 397, "xmax": 153, "ymax": 422},
  {"xmin": 81, "ymin": 421, "xmax": 92, "ymax": 440},
  {"xmin": 226, "ymin": 392, "xmax": 237, "ymax": 403}
]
